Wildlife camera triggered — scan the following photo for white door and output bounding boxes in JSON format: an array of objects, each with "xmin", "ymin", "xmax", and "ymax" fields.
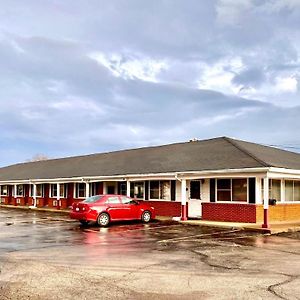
[{"xmin": 188, "ymin": 180, "xmax": 202, "ymax": 218}]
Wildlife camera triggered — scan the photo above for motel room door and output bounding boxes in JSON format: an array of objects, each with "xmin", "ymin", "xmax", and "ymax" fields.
[{"xmin": 188, "ymin": 180, "xmax": 202, "ymax": 218}]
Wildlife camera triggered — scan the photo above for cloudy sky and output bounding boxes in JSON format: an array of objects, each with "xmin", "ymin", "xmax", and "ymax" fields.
[{"xmin": 0, "ymin": 0, "xmax": 300, "ymax": 166}]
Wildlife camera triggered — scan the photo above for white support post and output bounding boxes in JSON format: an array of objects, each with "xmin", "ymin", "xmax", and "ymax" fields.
[
  {"xmin": 86, "ymin": 182, "xmax": 90, "ymax": 198},
  {"xmin": 56, "ymin": 183, "xmax": 60, "ymax": 201},
  {"xmin": 262, "ymin": 176, "xmax": 269, "ymax": 228},
  {"xmin": 281, "ymin": 179, "xmax": 285, "ymax": 202},
  {"xmin": 181, "ymin": 179, "xmax": 187, "ymax": 221},
  {"xmin": 56, "ymin": 183, "xmax": 60, "ymax": 209},
  {"xmin": 126, "ymin": 180, "xmax": 130, "ymax": 197},
  {"xmin": 103, "ymin": 182, "xmax": 107, "ymax": 194},
  {"xmin": 14, "ymin": 184, "xmax": 17, "ymax": 198},
  {"xmin": 33, "ymin": 184, "xmax": 37, "ymax": 208}
]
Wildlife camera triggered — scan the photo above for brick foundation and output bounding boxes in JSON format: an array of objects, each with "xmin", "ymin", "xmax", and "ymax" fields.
[
  {"xmin": 145, "ymin": 201, "xmax": 181, "ymax": 217},
  {"xmin": 202, "ymin": 203, "xmax": 257, "ymax": 223},
  {"xmin": 256, "ymin": 204, "xmax": 300, "ymax": 222}
]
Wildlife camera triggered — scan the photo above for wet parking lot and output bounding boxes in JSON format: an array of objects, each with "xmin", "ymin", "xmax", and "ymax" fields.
[{"xmin": 0, "ymin": 208, "xmax": 300, "ymax": 299}]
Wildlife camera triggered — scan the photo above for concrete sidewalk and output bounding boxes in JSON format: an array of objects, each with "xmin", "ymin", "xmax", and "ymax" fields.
[
  {"xmin": 1, "ymin": 204, "xmax": 299, "ymax": 234},
  {"xmin": 180, "ymin": 219, "xmax": 300, "ymax": 234}
]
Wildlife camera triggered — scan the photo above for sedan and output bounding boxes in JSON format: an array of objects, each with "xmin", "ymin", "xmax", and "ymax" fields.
[{"xmin": 70, "ymin": 194, "xmax": 155, "ymax": 226}]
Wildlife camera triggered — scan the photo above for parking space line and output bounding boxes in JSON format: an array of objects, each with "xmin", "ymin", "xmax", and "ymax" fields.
[{"xmin": 157, "ymin": 229, "xmax": 242, "ymax": 243}]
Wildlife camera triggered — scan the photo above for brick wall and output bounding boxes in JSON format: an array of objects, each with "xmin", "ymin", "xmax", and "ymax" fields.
[
  {"xmin": 202, "ymin": 202, "xmax": 257, "ymax": 223},
  {"xmin": 146, "ymin": 201, "xmax": 181, "ymax": 217},
  {"xmin": 256, "ymin": 204, "xmax": 300, "ymax": 222}
]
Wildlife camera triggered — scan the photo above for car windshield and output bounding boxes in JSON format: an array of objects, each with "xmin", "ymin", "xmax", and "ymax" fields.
[{"xmin": 83, "ymin": 195, "xmax": 103, "ymax": 203}]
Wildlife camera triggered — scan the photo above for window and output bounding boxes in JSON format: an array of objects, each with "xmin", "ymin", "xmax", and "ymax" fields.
[
  {"xmin": 190, "ymin": 181, "xmax": 201, "ymax": 199},
  {"xmin": 217, "ymin": 179, "xmax": 231, "ymax": 201},
  {"xmin": 0, "ymin": 185, "xmax": 8, "ymax": 196},
  {"xmin": 90, "ymin": 183, "xmax": 98, "ymax": 196},
  {"xmin": 83, "ymin": 195, "xmax": 103, "ymax": 203},
  {"xmin": 105, "ymin": 196, "xmax": 120, "ymax": 204},
  {"xmin": 120, "ymin": 196, "xmax": 136, "ymax": 205},
  {"xmin": 16, "ymin": 185, "xmax": 24, "ymax": 196},
  {"xmin": 130, "ymin": 182, "xmax": 144, "ymax": 199},
  {"xmin": 216, "ymin": 179, "xmax": 247, "ymax": 202},
  {"xmin": 232, "ymin": 179, "xmax": 247, "ymax": 202},
  {"xmin": 36, "ymin": 184, "xmax": 44, "ymax": 197},
  {"xmin": 75, "ymin": 183, "xmax": 86, "ymax": 198},
  {"xmin": 285, "ymin": 180, "xmax": 300, "ymax": 202},
  {"xmin": 119, "ymin": 182, "xmax": 127, "ymax": 196},
  {"xmin": 261, "ymin": 179, "xmax": 281, "ymax": 201},
  {"xmin": 149, "ymin": 181, "xmax": 171, "ymax": 200},
  {"xmin": 50, "ymin": 184, "xmax": 67, "ymax": 198},
  {"xmin": 150, "ymin": 181, "xmax": 159, "ymax": 199}
]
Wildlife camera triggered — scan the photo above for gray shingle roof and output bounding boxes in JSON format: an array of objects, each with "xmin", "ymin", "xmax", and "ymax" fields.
[{"xmin": 0, "ymin": 137, "xmax": 300, "ymax": 181}]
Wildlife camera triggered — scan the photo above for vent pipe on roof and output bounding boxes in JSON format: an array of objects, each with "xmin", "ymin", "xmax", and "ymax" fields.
[{"xmin": 189, "ymin": 138, "xmax": 199, "ymax": 142}]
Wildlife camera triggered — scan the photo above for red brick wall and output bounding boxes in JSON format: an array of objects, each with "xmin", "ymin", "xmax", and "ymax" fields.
[
  {"xmin": 202, "ymin": 203, "xmax": 257, "ymax": 223},
  {"xmin": 145, "ymin": 201, "xmax": 181, "ymax": 217}
]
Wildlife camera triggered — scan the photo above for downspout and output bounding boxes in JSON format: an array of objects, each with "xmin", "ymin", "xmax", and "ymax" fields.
[{"xmin": 176, "ymin": 173, "xmax": 188, "ymax": 221}]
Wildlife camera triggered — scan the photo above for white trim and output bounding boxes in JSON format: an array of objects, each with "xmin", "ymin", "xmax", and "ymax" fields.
[
  {"xmin": 0, "ymin": 167, "xmax": 271, "ymax": 185},
  {"xmin": 263, "ymin": 176, "xmax": 269, "ymax": 209},
  {"xmin": 281, "ymin": 179, "xmax": 285, "ymax": 202},
  {"xmin": 181, "ymin": 179, "xmax": 187, "ymax": 205},
  {"xmin": 126, "ymin": 180, "xmax": 130, "ymax": 197}
]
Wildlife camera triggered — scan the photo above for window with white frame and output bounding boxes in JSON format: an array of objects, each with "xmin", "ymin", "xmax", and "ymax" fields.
[
  {"xmin": 285, "ymin": 180, "xmax": 300, "ymax": 202},
  {"xmin": 216, "ymin": 179, "xmax": 247, "ymax": 202},
  {"xmin": 149, "ymin": 181, "xmax": 171, "ymax": 200},
  {"xmin": 261, "ymin": 179, "xmax": 281, "ymax": 201},
  {"xmin": 0, "ymin": 185, "xmax": 8, "ymax": 196},
  {"xmin": 36, "ymin": 184, "xmax": 44, "ymax": 197},
  {"xmin": 16, "ymin": 185, "xmax": 24, "ymax": 197},
  {"xmin": 75, "ymin": 183, "xmax": 86, "ymax": 198},
  {"xmin": 130, "ymin": 181, "xmax": 144, "ymax": 199},
  {"xmin": 50, "ymin": 184, "xmax": 66, "ymax": 198},
  {"xmin": 90, "ymin": 183, "xmax": 97, "ymax": 196}
]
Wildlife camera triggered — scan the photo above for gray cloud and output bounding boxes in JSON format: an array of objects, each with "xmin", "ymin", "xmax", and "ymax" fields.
[{"xmin": 0, "ymin": 1, "xmax": 300, "ymax": 166}]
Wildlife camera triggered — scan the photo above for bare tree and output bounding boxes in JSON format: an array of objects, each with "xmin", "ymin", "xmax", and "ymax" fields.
[{"xmin": 26, "ymin": 154, "xmax": 49, "ymax": 162}]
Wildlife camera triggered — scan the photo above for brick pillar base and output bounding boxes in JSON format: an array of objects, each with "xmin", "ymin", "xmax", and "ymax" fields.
[
  {"xmin": 181, "ymin": 204, "xmax": 187, "ymax": 221},
  {"xmin": 262, "ymin": 208, "xmax": 270, "ymax": 228}
]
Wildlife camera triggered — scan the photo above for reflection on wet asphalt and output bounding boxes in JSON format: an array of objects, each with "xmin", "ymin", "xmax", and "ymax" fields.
[
  {"xmin": 0, "ymin": 208, "xmax": 299, "ymax": 263},
  {"xmin": 1, "ymin": 208, "xmax": 300, "ymax": 300}
]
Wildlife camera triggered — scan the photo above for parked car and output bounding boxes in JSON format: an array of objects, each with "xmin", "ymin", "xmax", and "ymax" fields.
[{"xmin": 70, "ymin": 194, "xmax": 155, "ymax": 226}]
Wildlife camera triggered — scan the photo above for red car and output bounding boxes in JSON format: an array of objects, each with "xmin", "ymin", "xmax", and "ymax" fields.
[{"xmin": 70, "ymin": 194, "xmax": 155, "ymax": 226}]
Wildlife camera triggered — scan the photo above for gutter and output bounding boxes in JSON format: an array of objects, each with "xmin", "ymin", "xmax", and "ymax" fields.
[{"xmin": 0, "ymin": 167, "xmax": 270, "ymax": 185}]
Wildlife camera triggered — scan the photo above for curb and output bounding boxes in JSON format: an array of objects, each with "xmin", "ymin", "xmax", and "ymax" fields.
[{"xmin": 0, "ymin": 204, "xmax": 70, "ymax": 215}]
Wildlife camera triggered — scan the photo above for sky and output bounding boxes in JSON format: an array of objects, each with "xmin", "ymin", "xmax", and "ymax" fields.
[{"xmin": 0, "ymin": 0, "xmax": 300, "ymax": 167}]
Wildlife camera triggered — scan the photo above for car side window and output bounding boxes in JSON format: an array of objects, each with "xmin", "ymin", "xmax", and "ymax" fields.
[
  {"xmin": 120, "ymin": 196, "xmax": 136, "ymax": 205},
  {"xmin": 106, "ymin": 197, "xmax": 120, "ymax": 204}
]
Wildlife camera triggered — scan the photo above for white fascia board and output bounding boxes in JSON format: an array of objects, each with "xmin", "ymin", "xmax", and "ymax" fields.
[
  {"xmin": 268, "ymin": 167, "xmax": 300, "ymax": 179},
  {"xmin": 0, "ymin": 167, "xmax": 270, "ymax": 185}
]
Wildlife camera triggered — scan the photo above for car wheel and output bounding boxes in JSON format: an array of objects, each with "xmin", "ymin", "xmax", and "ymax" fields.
[
  {"xmin": 97, "ymin": 212, "xmax": 110, "ymax": 227},
  {"xmin": 141, "ymin": 211, "xmax": 151, "ymax": 223},
  {"xmin": 79, "ymin": 220, "xmax": 90, "ymax": 226}
]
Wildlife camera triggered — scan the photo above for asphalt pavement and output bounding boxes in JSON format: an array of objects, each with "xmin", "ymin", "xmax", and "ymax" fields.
[{"xmin": 0, "ymin": 208, "xmax": 300, "ymax": 299}]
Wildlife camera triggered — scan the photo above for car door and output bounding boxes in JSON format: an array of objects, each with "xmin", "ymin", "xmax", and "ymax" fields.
[
  {"xmin": 120, "ymin": 196, "xmax": 139, "ymax": 220},
  {"xmin": 105, "ymin": 196, "xmax": 123, "ymax": 220}
]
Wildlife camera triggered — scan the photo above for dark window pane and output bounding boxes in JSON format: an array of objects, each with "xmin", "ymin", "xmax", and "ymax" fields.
[
  {"xmin": 190, "ymin": 181, "xmax": 201, "ymax": 199},
  {"xmin": 232, "ymin": 179, "xmax": 247, "ymax": 202},
  {"xmin": 217, "ymin": 191, "xmax": 231, "ymax": 201},
  {"xmin": 150, "ymin": 181, "xmax": 159, "ymax": 199},
  {"xmin": 217, "ymin": 179, "xmax": 231, "ymax": 190}
]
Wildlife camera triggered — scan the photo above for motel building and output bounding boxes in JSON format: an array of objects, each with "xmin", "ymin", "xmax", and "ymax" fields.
[{"xmin": 0, "ymin": 137, "xmax": 300, "ymax": 228}]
